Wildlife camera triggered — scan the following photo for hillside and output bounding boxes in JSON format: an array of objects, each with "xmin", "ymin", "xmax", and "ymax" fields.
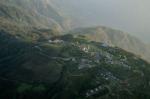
[
  {"xmin": 0, "ymin": 0, "xmax": 72, "ymax": 42},
  {"xmin": 0, "ymin": 0, "xmax": 72, "ymax": 32},
  {"xmin": 69, "ymin": 27, "xmax": 150, "ymax": 62},
  {"xmin": 0, "ymin": 0, "xmax": 150, "ymax": 99},
  {"xmin": 0, "ymin": 31, "xmax": 150, "ymax": 99},
  {"xmin": 1, "ymin": 0, "xmax": 150, "ymax": 63}
]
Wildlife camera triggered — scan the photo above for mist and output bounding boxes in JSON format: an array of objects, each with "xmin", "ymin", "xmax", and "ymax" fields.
[{"xmin": 53, "ymin": 0, "xmax": 150, "ymax": 43}]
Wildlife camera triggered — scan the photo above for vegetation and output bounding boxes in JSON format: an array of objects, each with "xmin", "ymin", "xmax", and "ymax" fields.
[
  {"xmin": 0, "ymin": 0, "xmax": 150, "ymax": 99},
  {"xmin": 0, "ymin": 32, "xmax": 150, "ymax": 99}
]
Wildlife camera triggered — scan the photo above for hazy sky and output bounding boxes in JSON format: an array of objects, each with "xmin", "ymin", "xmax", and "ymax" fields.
[{"xmin": 53, "ymin": 0, "xmax": 150, "ymax": 43}]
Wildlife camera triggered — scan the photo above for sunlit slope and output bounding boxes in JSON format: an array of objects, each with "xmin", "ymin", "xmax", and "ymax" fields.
[{"xmin": 0, "ymin": 0, "xmax": 72, "ymax": 32}]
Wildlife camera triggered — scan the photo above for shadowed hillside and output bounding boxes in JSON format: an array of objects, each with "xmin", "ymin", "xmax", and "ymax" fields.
[{"xmin": 0, "ymin": 32, "xmax": 150, "ymax": 99}]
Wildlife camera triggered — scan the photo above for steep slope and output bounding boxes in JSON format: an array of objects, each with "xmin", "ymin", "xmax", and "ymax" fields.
[
  {"xmin": 1, "ymin": 0, "xmax": 149, "ymax": 63},
  {"xmin": 0, "ymin": 0, "xmax": 72, "ymax": 32},
  {"xmin": 0, "ymin": 1, "xmax": 150, "ymax": 99},
  {"xmin": 0, "ymin": 0, "xmax": 71, "ymax": 42},
  {"xmin": 69, "ymin": 26, "xmax": 150, "ymax": 62},
  {"xmin": 0, "ymin": 32, "xmax": 150, "ymax": 99},
  {"xmin": 0, "ymin": 3, "xmax": 51, "ymax": 28}
]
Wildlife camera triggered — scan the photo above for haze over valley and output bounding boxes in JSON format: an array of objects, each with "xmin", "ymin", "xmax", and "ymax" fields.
[{"xmin": 51, "ymin": 0, "xmax": 150, "ymax": 43}]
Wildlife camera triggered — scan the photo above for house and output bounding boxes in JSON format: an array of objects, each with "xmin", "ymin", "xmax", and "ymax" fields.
[
  {"xmin": 78, "ymin": 59, "xmax": 93, "ymax": 69},
  {"xmin": 71, "ymin": 58, "xmax": 76, "ymax": 62},
  {"xmin": 90, "ymin": 90, "xmax": 94, "ymax": 93},
  {"xmin": 34, "ymin": 46, "xmax": 42, "ymax": 51},
  {"xmin": 86, "ymin": 92, "xmax": 90, "ymax": 97},
  {"xmin": 101, "ymin": 42, "xmax": 109, "ymax": 47},
  {"xmin": 119, "ymin": 55, "xmax": 127, "ymax": 62},
  {"xmin": 48, "ymin": 39, "xmax": 64, "ymax": 43},
  {"xmin": 79, "ymin": 45, "xmax": 90, "ymax": 53}
]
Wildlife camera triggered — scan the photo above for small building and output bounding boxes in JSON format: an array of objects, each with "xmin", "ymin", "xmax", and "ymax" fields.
[
  {"xmin": 48, "ymin": 39, "xmax": 64, "ymax": 43},
  {"xmin": 79, "ymin": 45, "xmax": 90, "ymax": 53},
  {"xmin": 34, "ymin": 46, "xmax": 42, "ymax": 51},
  {"xmin": 95, "ymin": 88, "xmax": 99, "ymax": 92},
  {"xmin": 101, "ymin": 42, "xmax": 109, "ymax": 47}
]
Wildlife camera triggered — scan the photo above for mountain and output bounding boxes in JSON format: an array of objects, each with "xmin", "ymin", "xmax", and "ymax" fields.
[
  {"xmin": 1, "ymin": 0, "xmax": 150, "ymax": 99},
  {"xmin": 1, "ymin": 0, "xmax": 150, "ymax": 63},
  {"xmin": 30, "ymin": 0, "xmax": 150, "ymax": 63},
  {"xmin": 0, "ymin": 0, "xmax": 72, "ymax": 32},
  {"xmin": 44, "ymin": 0, "xmax": 150, "ymax": 43},
  {"xmin": 69, "ymin": 26, "xmax": 150, "ymax": 63},
  {"xmin": 0, "ymin": 0, "xmax": 76, "ymax": 43},
  {"xmin": 0, "ymin": 31, "xmax": 150, "ymax": 99}
]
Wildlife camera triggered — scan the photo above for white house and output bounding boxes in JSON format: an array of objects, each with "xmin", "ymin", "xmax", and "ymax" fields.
[{"xmin": 48, "ymin": 39, "xmax": 64, "ymax": 43}]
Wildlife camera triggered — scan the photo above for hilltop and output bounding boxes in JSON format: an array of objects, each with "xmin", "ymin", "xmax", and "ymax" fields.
[
  {"xmin": 0, "ymin": 32, "xmax": 150, "ymax": 99},
  {"xmin": 69, "ymin": 27, "xmax": 150, "ymax": 62},
  {"xmin": 0, "ymin": 1, "xmax": 150, "ymax": 99}
]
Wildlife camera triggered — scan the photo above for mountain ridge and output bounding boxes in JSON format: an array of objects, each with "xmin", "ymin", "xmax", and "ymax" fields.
[
  {"xmin": 69, "ymin": 26, "xmax": 150, "ymax": 62},
  {"xmin": 0, "ymin": 1, "xmax": 150, "ymax": 98},
  {"xmin": 0, "ymin": 0, "xmax": 73, "ymax": 32}
]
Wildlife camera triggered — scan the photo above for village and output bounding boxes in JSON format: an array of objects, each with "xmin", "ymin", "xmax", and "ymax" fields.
[
  {"xmin": 36, "ymin": 38, "xmax": 133, "ymax": 72},
  {"xmin": 33, "ymin": 38, "xmax": 141, "ymax": 98}
]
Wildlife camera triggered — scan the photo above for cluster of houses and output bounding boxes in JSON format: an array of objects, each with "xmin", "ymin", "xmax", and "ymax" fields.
[
  {"xmin": 104, "ymin": 53, "xmax": 114, "ymax": 64},
  {"xmin": 98, "ymin": 71, "xmax": 120, "ymax": 82},
  {"xmin": 105, "ymin": 55, "xmax": 131, "ymax": 70},
  {"xmin": 119, "ymin": 62, "xmax": 131, "ymax": 70},
  {"xmin": 78, "ymin": 59, "xmax": 93, "ymax": 69},
  {"xmin": 104, "ymin": 53, "xmax": 131, "ymax": 70},
  {"xmin": 78, "ymin": 45, "xmax": 90, "ymax": 53},
  {"xmin": 90, "ymin": 52, "xmax": 104, "ymax": 63},
  {"xmin": 119, "ymin": 55, "xmax": 127, "ymax": 62},
  {"xmin": 86, "ymin": 85, "xmax": 108, "ymax": 97}
]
